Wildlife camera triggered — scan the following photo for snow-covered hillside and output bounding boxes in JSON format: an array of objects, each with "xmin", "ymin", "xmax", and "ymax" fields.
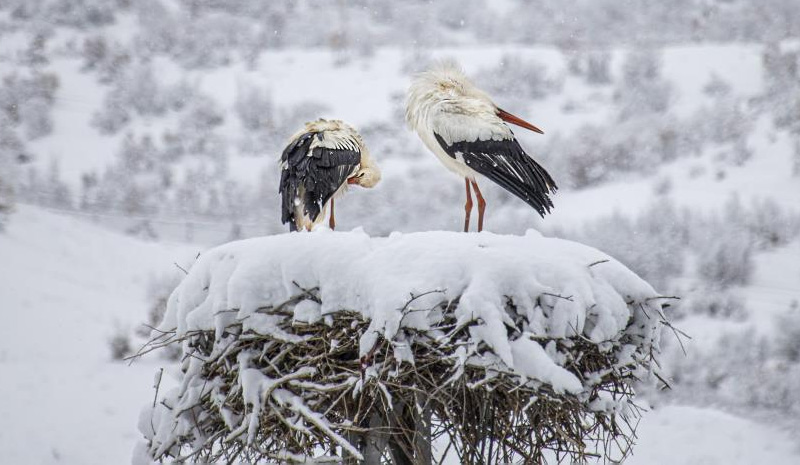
[
  {"xmin": 5, "ymin": 43, "xmax": 797, "ymax": 244},
  {"xmin": 0, "ymin": 205, "xmax": 197, "ymax": 464}
]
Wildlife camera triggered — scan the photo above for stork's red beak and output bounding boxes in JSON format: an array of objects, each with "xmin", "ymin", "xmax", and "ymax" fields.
[
  {"xmin": 497, "ymin": 108, "xmax": 544, "ymax": 134},
  {"xmin": 347, "ymin": 177, "xmax": 358, "ymax": 185}
]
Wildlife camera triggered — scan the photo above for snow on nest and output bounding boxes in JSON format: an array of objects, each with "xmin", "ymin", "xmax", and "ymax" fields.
[{"xmin": 159, "ymin": 229, "xmax": 661, "ymax": 394}]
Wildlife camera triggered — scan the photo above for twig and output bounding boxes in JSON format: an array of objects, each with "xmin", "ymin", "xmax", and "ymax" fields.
[
  {"xmin": 645, "ymin": 295, "xmax": 681, "ymax": 302},
  {"xmin": 152, "ymin": 368, "xmax": 163, "ymax": 408},
  {"xmin": 174, "ymin": 262, "xmax": 189, "ymax": 275},
  {"xmin": 542, "ymin": 292, "xmax": 574, "ymax": 302}
]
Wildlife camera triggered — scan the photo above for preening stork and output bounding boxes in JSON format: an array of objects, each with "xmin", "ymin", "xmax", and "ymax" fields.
[
  {"xmin": 405, "ymin": 61, "xmax": 557, "ymax": 232},
  {"xmin": 279, "ymin": 119, "xmax": 380, "ymax": 231}
]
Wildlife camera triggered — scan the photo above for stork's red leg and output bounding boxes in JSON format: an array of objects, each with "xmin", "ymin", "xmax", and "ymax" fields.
[
  {"xmin": 464, "ymin": 178, "xmax": 473, "ymax": 232},
  {"xmin": 329, "ymin": 198, "xmax": 336, "ymax": 230},
  {"xmin": 471, "ymin": 180, "xmax": 486, "ymax": 232}
]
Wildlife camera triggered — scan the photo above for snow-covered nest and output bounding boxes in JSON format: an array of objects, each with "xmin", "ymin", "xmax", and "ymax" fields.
[{"xmin": 135, "ymin": 230, "xmax": 668, "ymax": 464}]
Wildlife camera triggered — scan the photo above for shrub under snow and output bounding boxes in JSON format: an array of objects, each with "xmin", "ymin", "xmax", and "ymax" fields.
[{"xmin": 134, "ymin": 231, "xmax": 667, "ymax": 463}]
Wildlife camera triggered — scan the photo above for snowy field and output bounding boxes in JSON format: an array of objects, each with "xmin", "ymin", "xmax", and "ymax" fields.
[
  {"xmin": 0, "ymin": 206, "xmax": 197, "ymax": 464},
  {"xmin": 2, "ymin": 206, "xmax": 800, "ymax": 463},
  {"xmin": 2, "ymin": 1, "xmax": 800, "ymax": 463}
]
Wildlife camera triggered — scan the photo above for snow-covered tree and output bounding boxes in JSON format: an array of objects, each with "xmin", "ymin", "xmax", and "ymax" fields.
[
  {"xmin": 81, "ymin": 35, "xmax": 131, "ymax": 84},
  {"xmin": 0, "ymin": 72, "xmax": 59, "ymax": 130},
  {"xmin": 476, "ymin": 54, "xmax": 561, "ymax": 100},
  {"xmin": 92, "ymin": 64, "xmax": 168, "ymax": 134},
  {"xmin": 235, "ymin": 83, "xmax": 274, "ymax": 133},
  {"xmin": 18, "ymin": 32, "xmax": 49, "ymax": 66},
  {"xmin": 793, "ymin": 134, "xmax": 800, "ymax": 177},
  {"xmin": 0, "ymin": 134, "xmax": 17, "ymax": 230},
  {"xmin": 762, "ymin": 45, "xmax": 800, "ymax": 132},
  {"xmin": 665, "ymin": 303, "xmax": 800, "ymax": 419},
  {"xmin": 568, "ymin": 49, "xmax": 612, "ymax": 85},
  {"xmin": 43, "ymin": 0, "xmax": 117, "ymax": 28},
  {"xmin": 696, "ymin": 228, "xmax": 753, "ymax": 288},
  {"xmin": 234, "ymin": 83, "xmax": 277, "ymax": 155},
  {"xmin": 586, "ymin": 51, "xmax": 612, "ymax": 85},
  {"xmin": 567, "ymin": 198, "xmax": 688, "ymax": 291},
  {"xmin": 19, "ymin": 97, "xmax": 53, "ymax": 139},
  {"xmin": 615, "ymin": 49, "xmax": 672, "ymax": 121},
  {"xmin": 46, "ymin": 158, "xmax": 72, "ymax": 208},
  {"xmin": 169, "ymin": 95, "xmax": 227, "ymax": 165}
]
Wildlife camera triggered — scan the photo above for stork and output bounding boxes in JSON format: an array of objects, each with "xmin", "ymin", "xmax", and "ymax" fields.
[
  {"xmin": 279, "ymin": 119, "xmax": 380, "ymax": 231},
  {"xmin": 405, "ymin": 61, "xmax": 557, "ymax": 232}
]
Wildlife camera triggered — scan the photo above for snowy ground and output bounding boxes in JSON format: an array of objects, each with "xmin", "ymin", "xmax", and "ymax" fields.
[
  {"xmin": 2, "ymin": 206, "xmax": 800, "ymax": 464},
  {"xmin": 0, "ymin": 205, "xmax": 197, "ymax": 464},
  {"xmin": 625, "ymin": 406, "xmax": 800, "ymax": 465}
]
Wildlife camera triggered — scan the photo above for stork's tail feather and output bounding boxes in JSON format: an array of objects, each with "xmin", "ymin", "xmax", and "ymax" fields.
[
  {"xmin": 279, "ymin": 132, "xmax": 317, "ymax": 231},
  {"xmin": 478, "ymin": 157, "xmax": 557, "ymax": 217},
  {"xmin": 433, "ymin": 133, "xmax": 558, "ymax": 218}
]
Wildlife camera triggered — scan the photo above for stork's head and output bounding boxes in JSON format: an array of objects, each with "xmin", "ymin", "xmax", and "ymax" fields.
[
  {"xmin": 348, "ymin": 165, "xmax": 381, "ymax": 188},
  {"xmin": 347, "ymin": 146, "xmax": 381, "ymax": 188},
  {"xmin": 405, "ymin": 60, "xmax": 544, "ymax": 134}
]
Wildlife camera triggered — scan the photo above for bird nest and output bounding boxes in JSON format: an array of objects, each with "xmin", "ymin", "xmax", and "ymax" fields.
[{"xmin": 135, "ymin": 285, "xmax": 667, "ymax": 464}]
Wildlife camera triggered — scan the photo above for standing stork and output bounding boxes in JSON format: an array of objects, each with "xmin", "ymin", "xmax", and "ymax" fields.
[
  {"xmin": 279, "ymin": 119, "xmax": 380, "ymax": 231},
  {"xmin": 405, "ymin": 61, "xmax": 557, "ymax": 232}
]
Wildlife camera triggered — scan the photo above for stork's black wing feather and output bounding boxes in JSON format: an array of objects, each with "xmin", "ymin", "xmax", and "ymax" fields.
[
  {"xmin": 279, "ymin": 131, "xmax": 360, "ymax": 230},
  {"xmin": 434, "ymin": 133, "xmax": 557, "ymax": 217}
]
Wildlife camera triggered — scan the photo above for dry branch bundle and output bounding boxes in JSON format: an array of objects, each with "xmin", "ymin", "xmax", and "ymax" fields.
[{"xmin": 135, "ymin": 285, "xmax": 665, "ymax": 464}]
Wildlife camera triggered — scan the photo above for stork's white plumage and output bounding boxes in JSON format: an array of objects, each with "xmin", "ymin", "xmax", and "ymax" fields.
[
  {"xmin": 279, "ymin": 119, "xmax": 380, "ymax": 231},
  {"xmin": 406, "ymin": 61, "xmax": 557, "ymax": 232}
]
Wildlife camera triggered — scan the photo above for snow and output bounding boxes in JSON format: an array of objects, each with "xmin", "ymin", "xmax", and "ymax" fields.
[
  {"xmin": 625, "ymin": 405, "xmax": 800, "ymax": 465},
  {"xmin": 509, "ymin": 337, "xmax": 582, "ymax": 394},
  {"xmin": 159, "ymin": 229, "xmax": 660, "ymax": 394},
  {"xmin": 0, "ymin": 205, "xmax": 196, "ymax": 362},
  {"xmin": 27, "ymin": 58, "xmax": 120, "ymax": 182},
  {"xmin": 0, "ymin": 205, "xmax": 196, "ymax": 464},
  {"xmin": 660, "ymin": 238, "xmax": 800, "ymax": 363},
  {"xmin": 546, "ymin": 116, "xmax": 799, "ymax": 228},
  {"xmin": 661, "ymin": 44, "xmax": 763, "ymax": 117},
  {"xmin": 746, "ymin": 240, "xmax": 800, "ymax": 331},
  {"xmin": 0, "ymin": 361, "xmax": 158, "ymax": 464}
]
